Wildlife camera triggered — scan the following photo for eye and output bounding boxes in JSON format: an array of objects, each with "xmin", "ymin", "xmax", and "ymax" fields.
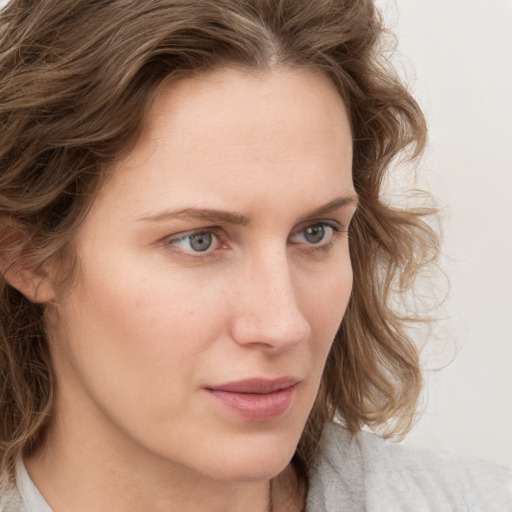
[
  {"xmin": 166, "ymin": 230, "xmax": 220, "ymax": 253},
  {"xmin": 289, "ymin": 222, "xmax": 340, "ymax": 246}
]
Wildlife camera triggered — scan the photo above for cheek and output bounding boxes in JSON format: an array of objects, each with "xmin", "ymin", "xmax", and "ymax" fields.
[
  {"xmin": 51, "ymin": 256, "xmax": 230, "ymax": 421},
  {"xmin": 300, "ymin": 257, "xmax": 353, "ymax": 360}
]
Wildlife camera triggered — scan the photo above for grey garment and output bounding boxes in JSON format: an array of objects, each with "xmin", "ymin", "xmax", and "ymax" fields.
[
  {"xmin": 2, "ymin": 422, "xmax": 511, "ymax": 511},
  {"xmin": 306, "ymin": 423, "xmax": 512, "ymax": 511},
  {"xmin": 0, "ymin": 461, "xmax": 51, "ymax": 512},
  {"xmin": 15, "ymin": 462, "xmax": 50, "ymax": 512}
]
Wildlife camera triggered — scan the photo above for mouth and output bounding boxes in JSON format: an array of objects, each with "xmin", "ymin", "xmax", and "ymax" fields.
[{"xmin": 203, "ymin": 377, "xmax": 300, "ymax": 422}]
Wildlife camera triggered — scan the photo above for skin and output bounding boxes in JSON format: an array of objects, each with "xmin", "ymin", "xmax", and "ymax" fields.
[{"xmin": 23, "ymin": 66, "xmax": 356, "ymax": 512}]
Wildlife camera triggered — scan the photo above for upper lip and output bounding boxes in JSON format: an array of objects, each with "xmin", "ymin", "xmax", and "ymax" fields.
[{"xmin": 206, "ymin": 377, "xmax": 300, "ymax": 394}]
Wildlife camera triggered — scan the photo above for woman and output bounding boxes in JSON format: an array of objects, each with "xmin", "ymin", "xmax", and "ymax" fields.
[{"xmin": 0, "ymin": 0, "xmax": 510, "ymax": 511}]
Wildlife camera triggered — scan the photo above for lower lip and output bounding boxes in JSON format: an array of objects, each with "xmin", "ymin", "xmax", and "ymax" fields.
[{"xmin": 204, "ymin": 385, "xmax": 296, "ymax": 422}]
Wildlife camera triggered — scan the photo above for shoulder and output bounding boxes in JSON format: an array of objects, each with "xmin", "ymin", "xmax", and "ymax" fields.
[{"xmin": 306, "ymin": 422, "xmax": 512, "ymax": 512}]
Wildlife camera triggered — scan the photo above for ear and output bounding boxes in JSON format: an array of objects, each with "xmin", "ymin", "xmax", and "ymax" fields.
[
  {"xmin": 3, "ymin": 259, "xmax": 56, "ymax": 303},
  {"xmin": 0, "ymin": 220, "xmax": 56, "ymax": 304}
]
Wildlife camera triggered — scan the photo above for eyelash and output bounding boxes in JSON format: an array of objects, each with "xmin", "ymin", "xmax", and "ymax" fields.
[{"xmin": 163, "ymin": 221, "xmax": 346, "ymax": 258}]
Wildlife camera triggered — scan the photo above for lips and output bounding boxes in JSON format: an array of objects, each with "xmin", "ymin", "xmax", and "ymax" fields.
[{"xmin": 204, "ymin": 377, "xmax": 299, "ymax": 422}]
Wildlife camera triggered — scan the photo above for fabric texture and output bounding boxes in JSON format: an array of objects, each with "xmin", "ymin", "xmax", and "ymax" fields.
[
  {"xmin": 1, "ymin": 422, "xmax": 511, "ymax": 511},
  {"xmin": 306, "ymin": 423, "xmax": 512, "ymax": 511}
]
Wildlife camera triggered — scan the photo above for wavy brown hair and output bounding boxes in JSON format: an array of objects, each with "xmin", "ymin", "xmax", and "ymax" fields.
[{"xmin": 0, "ymin": 0, "xmax": 438, "ymax": 480}]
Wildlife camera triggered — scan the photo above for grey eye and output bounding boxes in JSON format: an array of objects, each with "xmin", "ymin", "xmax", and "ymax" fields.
[
  {"xmin": 188, "ymin": 232, "xmax": 213, "ymax": 252},
  {"xmin": 289, "ymin": 223, "xmax": 338, "ymax": 247},
  {"xmin": 303, "ymin": 224, "xmax": 325, "ymax": 244},
  {"xmin": 167, "ymin": 230, "xmax": 220, "ymax": 254}
]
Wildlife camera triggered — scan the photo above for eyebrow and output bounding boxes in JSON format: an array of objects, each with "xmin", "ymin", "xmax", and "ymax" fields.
[
  {"xmin": 137, "ymin": 194, "xmax": 358, "ymax": 226},
  {"xmin": 297, "ymin": 195, "xmax": 358, "ymax": 222},
  {"xmin": 138, "ymin": 207, "xmax": 250, "ymax": 226}
]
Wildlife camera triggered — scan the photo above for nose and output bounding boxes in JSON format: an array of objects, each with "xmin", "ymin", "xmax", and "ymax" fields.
[{"xmin": 229, "ymin": 249, "xmax": 311, "ymax": 353}]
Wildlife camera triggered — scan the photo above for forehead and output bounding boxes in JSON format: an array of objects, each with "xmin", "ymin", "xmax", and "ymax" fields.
[
  {"xmin": 149, "ymin": 66, "xmax": 348, "ymax": 123},
  {"xmin": 92, "ymin": 66, "xmax": 354, "ymax": 225},
  {"xmin": 134, "ymin": 66, "xmax": 351, "ymax": 165}
]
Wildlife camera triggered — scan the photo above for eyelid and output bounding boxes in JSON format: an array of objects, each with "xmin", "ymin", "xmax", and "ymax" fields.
[
  {"xmin": 168, "ymin": 228, "xmax": 218, "ymax": 242},
  {"xmin": 291, "ymin": 220, "xmax": 344, "ymax": 237}
]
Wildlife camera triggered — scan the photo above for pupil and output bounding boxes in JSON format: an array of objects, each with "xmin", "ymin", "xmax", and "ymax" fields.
[
  {"xmin": 305, "ymin": 225, "xmax": 325, "ymax": 244},
  {"xmin": 190, "ymin": 233, "xmax": 212, "ymax": 251}
]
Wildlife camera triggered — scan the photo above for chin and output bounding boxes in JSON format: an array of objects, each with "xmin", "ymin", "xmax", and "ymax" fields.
[
  {"xmin": 206, "ymin": 454, "xmax": 293, "ymax": 483},
  {"xmin": 188, "ymin": 430, "xmax": 301, "ymax": 482}
]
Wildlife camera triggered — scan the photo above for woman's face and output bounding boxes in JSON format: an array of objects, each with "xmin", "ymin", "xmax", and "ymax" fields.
[{"xmin": 46, "ymin": 67, "xmax": 356, "ymax": 481}]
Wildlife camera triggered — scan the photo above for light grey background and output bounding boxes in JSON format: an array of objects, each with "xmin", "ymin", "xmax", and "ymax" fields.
[
  {"xmin": 1, "ymin": 0, "xmax": 511, "ymax": 467},
  {"xmin": 376, "ymin": 0, "xmax": 512, "ymax": 467}
]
